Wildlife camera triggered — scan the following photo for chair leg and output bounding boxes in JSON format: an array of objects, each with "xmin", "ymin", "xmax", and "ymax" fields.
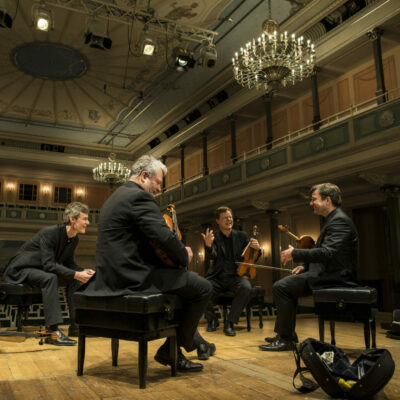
[
  {"xmin": 258, "ymin": 299, "xmax": 263, "ymax": 328},
  {"xmin": 329, "ymin": 321, "xmax": 336, "ymax": 346},
  {"xmin": 246, "ymin": 304, "xmax": 251, "ymax": 331},
  {"xmin": 138, "ymin": 338, "xmax": 148, "ymax": 389},
  {"xmin": 169, "ymin": 334, "xmax": 177, "ymax": 377},
  {"xmin": 77, "ymin": 334, "xmax": 86, "ymax": 376},
  {"xmin": 16, "ymin": 305, "xmax": 28, "ymax": 332},
  {"xmin": 318, "ymin": 316, "xmax": 325, "ymax": 342},
  {"xmin": 364, "ymin": 320, "xmax": 371, "ymax": 349},
  {"xmin": 371, "ymin": 318, "xmax": 376, "ymax": 348},
  {"xmin": 111, "ymin": 338, "xmax": 119, "ymax": 366}
]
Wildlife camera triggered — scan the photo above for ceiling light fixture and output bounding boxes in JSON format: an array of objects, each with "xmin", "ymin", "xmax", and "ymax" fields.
[
  {"xmin": 174, "ymin": 47, "xmax": 195, "ymax": 72},
  {"xmin": 93, "ymin": 139, "xmax": 130, "ymax": 185},
  {"xmin": 232, "ymin": 0, "xmax": 315, "ymax": 93},
  {"xmin": 32, "ymin": 1, "xmax": 54, "ymax": 32},
  {"xmin": 0, "ymin": 0, "xmax": 12, "ymax": 28},
  {"xmin": 85, "ymin": 18, "xmax": 112, "ymax": 50},
  {"xmin": 198, "ymin": 42, "xmax": 217, "ymax": 69}
]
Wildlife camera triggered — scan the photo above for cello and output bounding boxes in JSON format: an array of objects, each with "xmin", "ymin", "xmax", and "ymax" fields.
[
  {"xmin": 237, "ymin": 225, "xmax": 260, "ymax": 279},
  {"xmin": 277, "ymin": 225, "xmax": 315, "ymax": 249},
  {"xmin": 155, "ymin": 204, "xmax": 183, "ymax": 268}
]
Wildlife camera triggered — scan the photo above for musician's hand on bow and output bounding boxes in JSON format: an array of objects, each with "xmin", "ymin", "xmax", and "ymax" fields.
[
  {"xmin": 292, "ymin": 265, "xmax": 305, "ymax": 275},
  {"xmin": 249, "ymin": 238, "xmax": 260, "ymax": 250},
  {"xmin": 201, "ymin": 228, "xmax": 215, "ymax": 247},
  {"xmin": 281, "ymin": 245, "xmax": 294, "ymax": 266},
  {"xmin": 74, "ymin": 270, "xmax": 94, "ymax": 283}
]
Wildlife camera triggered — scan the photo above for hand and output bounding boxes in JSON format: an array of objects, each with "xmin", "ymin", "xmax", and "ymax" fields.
[
  {"xmin": 185, "ymin": 246, "xmax": 193, "ymax": 264},
  {"xmin": 201, "ymin": 228, "xmax": 215, "ymax": 247},
  {"xmin": 84, "ymin": 269, "xmax": 95, "ymax": 276},
  {"xmin": 74, "ymin": 270, "xmax": 94, "ymax": 283},
  {"xmin": 249, "ymin": 238, "xmax": 260, "ymax": 250},
  {"xmin": 292, "ymin": 265, "xmax": 305, "ymax": 275},
  {"xmin": 281, "ymin": 245, "xmax": 294, "ymax": 266}
]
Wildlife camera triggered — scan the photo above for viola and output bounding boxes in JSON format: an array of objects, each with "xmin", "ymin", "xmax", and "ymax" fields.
[
  {"xmin": 155, "ymin": 204, "xmax": 183, "ymax": 268},
  {"xmin": 277, "ymin": 225, "xmax": 315, "ymax": 249},
  {"xmin": 237, "ymin": 225, "xmax": 260, "ymax": 279}
]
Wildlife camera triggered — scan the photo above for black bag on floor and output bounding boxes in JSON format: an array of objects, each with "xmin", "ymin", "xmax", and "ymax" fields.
[{"xmin": 293, "ymin": 338, "xmax": 395, "ymax": 399}]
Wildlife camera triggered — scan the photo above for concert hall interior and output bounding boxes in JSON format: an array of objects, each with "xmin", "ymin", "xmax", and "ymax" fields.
[{"xmin": 1, "ymin": 0, "xmax": 400, "ymax": 398}]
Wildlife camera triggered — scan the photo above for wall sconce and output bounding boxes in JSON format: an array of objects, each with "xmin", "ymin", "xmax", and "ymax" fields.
[
  {"xmin": 6, "ymin": 182, "xmax": 16, "ymax": 191},
  {"xmin": 197, "ymin": 251, "xmax": 205, "ymax": 262},
  {"xmin": 76, "ymin": 188, "xmax": 85, "ymax": 197},
  {"xmin": 42, "ymin": 185, "xmax": 50, "ymax": 194}
]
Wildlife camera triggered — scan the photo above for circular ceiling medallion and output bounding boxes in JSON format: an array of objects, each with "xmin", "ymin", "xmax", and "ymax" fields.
[{"xmin": 12, "ymin": 42, "xmax": 88, "ymax": 80}]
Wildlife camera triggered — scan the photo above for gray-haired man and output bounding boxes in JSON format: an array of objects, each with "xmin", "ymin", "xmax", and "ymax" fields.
[{"xmin": 3, "ymin": 202, "xmax": 95, "ymax": 345}]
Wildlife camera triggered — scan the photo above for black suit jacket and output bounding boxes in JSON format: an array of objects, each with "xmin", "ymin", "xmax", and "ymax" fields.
[
  {"xmin": 3, "ymin": 224, "xmax": 83, "ymax": 283},
  {"xmin": 292, "ymin": 208, "xmax": 358, "ymax": 289},
  {"xmin": 82, "ymin": 181, "xmax": 189, "ymax": 296},
  {"xmin": 205, "ymin": 229, "xmax": 254, "ymax": 280}
]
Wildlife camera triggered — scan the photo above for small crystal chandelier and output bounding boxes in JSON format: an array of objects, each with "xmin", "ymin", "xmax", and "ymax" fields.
[
  {"xmin": 93, "ymin": 140, "xmax": 130, "ymax": 185},
  {"xmin": 232, "ymin": 0, "xmax": 315, "ymax": 93}
]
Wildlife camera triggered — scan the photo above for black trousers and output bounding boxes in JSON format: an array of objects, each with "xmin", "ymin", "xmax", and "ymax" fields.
[
  {"xmin": 272, "ymin": 272, "xmax": 315, "ymax": 338},
  {"xmin": 166, "ymin": 271, "xmax": 212, "ymax": 352},
  {"xmin": 25, "ymin": 269, "xmax": 81, "ymax": 327},
  {"xmin": 205, "ymin": 274, "xmax": 252, "ymax": 324}
]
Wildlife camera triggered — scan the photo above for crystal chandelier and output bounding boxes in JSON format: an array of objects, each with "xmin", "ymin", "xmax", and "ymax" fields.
[
  {"xmin": 93, "ymin": 151, "xmax": 130, "ymax": 185},
  {"xmin": 232, "ymin": 0, "xmax": 315, "ymax": 93}
]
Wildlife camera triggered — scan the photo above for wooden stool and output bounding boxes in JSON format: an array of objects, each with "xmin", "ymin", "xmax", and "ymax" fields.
[
  {"xmin": 73, "ymin": 292, "xmax": 182, "ymax": 389},
  {"xmin": 217, "ymin": 286, "xmax": 265, "ymax": 331},
  {"xmin": 313, "ymin": 286, "xmax": 377, "ymax": 349}
]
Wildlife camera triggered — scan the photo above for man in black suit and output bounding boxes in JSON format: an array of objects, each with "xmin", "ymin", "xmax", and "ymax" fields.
[
  {"xmin": 260, "ymin": 183, "xmax": 358, "ymax": 351},
  {"xmin": 3, "ymin": 202, "xmax": 95, "ymax": 345},
  {"xmin": 202, "ymin": 206, "xmax": 260, "ymax": 336},
  {"xmin": 83, "ymin": 155, "xmax": 213, "ymax": 371}
]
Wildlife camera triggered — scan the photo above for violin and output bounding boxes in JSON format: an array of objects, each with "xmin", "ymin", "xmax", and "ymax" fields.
[
  {"xmin": 0, "ymin": 329, "xmax": 59, "ymax": 345},
  {"xmin": 277, "ymin": 225, "xmax": 315, "ymax": 249},
  {"xmin": 237, "ymin": 225, "xmax": 260, "ymax": 279},
  {"xmin": 155, "ymin": 204, "xmax": 183, "ymax": 268}
]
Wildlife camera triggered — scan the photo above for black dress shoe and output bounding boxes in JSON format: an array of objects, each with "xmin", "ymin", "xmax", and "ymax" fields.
[
  {"xmin": 45, "ymin": 329, "xmax": 77, "ymax": 346},
  {"xmin": 154, "ymin": 348, "xmax": 203, "ymax": 372},
  {"xmin": 265, "ymin": 332, "xmax": 298, "ymax": 343},
  {"xmin": 223, "ymin": 321, "xmax": 236, "ymax": 337},
  {"xmin": 206, "ymin": 319, "xmax": 219, "ymax": 332},
  {"xmin": 259, "ymin": 337, "xmax": 296, "ymax": 351},
  {"xmin": 68, "ymin": 325, "xmax": 79, "ymax": 337},
  {"xmin": 197, "ymin": 342, "xmax": 216, "ymax": 360}
]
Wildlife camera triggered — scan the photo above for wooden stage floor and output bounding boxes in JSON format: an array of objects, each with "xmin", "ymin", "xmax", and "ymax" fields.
[{"xmin": 1, "ymin": 314, "xmax": 399, "ymax": 399}]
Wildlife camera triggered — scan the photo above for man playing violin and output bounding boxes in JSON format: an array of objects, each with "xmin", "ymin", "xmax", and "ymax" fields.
[
  {"xmin": 202, "ymin": 206, "xmax": 260, "ymax": 336},
  {"xmin": 260, "ymin": 183, "xmax": 358, "ymax": 351},
  {"xmin": 82, "ymin": 155, "xmax": 214, "ymax": 371}
]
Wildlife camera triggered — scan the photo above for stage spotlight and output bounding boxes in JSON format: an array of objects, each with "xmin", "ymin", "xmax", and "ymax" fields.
[
  {"xmin": 84, "ymin": 19, "xmax": 112, "ymax": 50},
  {"xmin": 0, "ymin": 0, "xmax": 12, "ymax": 29},
  {"xmin": 32, "ymin": 3, "xmax": 53, "ymax": 32},
  {"xmin": 199, "ymin": 43, "xmax": 217, "ymax": 69},
  {"xmin": 142, "ymin": 37, "xmax": 156, "ymax": 56},
  {"xmin": 174, "ymin": 47, "xmax": 195, "ymax": 72}
]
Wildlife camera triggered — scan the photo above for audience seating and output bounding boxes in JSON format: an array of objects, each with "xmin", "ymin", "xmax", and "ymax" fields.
[
  {"xmin": 73, "ymin": 292, "xmax": 182, "ymax": 389},
  {"xmin": 313, "ymin": 286, "xmax": 377, "ymax": 349}
]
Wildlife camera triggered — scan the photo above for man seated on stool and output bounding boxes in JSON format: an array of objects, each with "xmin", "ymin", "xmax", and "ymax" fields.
[
  {"xmin": 260, "ymin": 183, "xmax": 358, "ymax": 351},
  {"xmin": 202, "ymin": 206, "xmax": 260, "ymax": 336},
  {"xmin": 81, "ymin": 155, "xmax": 214, "ymax": 371},
  {"xmin": 3, "ymin": 202, "xmax": 95, "ymax": 345}
]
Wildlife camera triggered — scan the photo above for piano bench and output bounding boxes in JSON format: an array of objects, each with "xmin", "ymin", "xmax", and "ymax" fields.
[
  {"xmin": 73, "ymin": 292, "xmax": 182, "ymax": 389},
  {"xmin": 0, "ymin": 282, "xmax": 42, "ymax": 330},
  {"xmin": 313, "ymin": 286, "xmax": 378, "ymax": 349}
]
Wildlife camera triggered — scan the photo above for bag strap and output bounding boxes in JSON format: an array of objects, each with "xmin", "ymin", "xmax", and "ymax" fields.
[{"xmin": 293, "ymin": 346, "xmax": 320, "ymax": 393}]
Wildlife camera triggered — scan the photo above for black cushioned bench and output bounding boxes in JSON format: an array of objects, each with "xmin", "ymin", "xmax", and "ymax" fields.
[
  {"xmin": 217, "ymin": 286, "xmax": 265, "ymax": 331},
  {"xmin": 313, "ymin": 286, "xmax": 377, "ymax": 349},
  {"xmin": 0, "ymin": 282, "xmax": 42, "ymax": 330},
  {"xmin": 73, "ymin": 292, "xmax": 182, "ymax": 389}
]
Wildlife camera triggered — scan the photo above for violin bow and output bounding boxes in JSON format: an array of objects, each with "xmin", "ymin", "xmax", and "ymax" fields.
[
  {"xmin": 235, "ymin": 262, "xmax": 293, "ymax": 273},
  {"xmin": 0, "ymin": 329, "xmax": 57, "ymax": 344}
]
